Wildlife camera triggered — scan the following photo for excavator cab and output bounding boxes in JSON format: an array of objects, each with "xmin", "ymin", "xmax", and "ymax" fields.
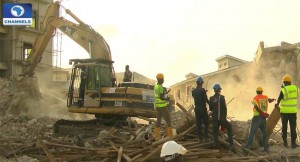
[
  {"xmin": 67, "ymin": 58, "xmax": 162, "ymax": 119},
  {"xmin": 67, "ymin": 58, "xmax": 114, "ymax": 108}
]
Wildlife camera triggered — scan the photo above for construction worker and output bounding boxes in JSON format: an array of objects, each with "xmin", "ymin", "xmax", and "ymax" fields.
[
  {"xmin": 244, "ymin": 87, "xmax": 276, "ymax": 152},
  {"xmin": 160, "ymin": 140, "xmax": 187, "ymax": 162},
  {"xmin": 154, "ymin": 73, "xmax": 173, "ymax": 141},
  {"xmin": 192, "ymin": 76, "xmax": 210, "ymax": 142},
  {"xmin": 275, "ymin": 75, "xmax": 299, "ymax": 149},
  {"xmin": 209, "ymin": 84, "xmax": 233, "ymax": 149},
  {"xmin": 123, "ymin": 65, "xmax": 133, "ymax": 82}
]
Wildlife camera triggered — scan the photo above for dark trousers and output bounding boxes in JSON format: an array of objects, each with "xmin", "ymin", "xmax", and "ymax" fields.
[
  {"xmin": 156, "ymin": 107, "xmax": 171, "ymax": 127},
  {"xmin": 245, "ymin": 116, "xmax": 268, "ymax": 150},
  {"xmin": 194, "ymin": 107, "xmax": 209, "ymax": 140},
  {"xmin": 213, "ymin": 119, "xmax": 233, "ymax": 147},
  {"xmin": 281, "ymin": 113, "xmax": 297, "ymax": 144}
]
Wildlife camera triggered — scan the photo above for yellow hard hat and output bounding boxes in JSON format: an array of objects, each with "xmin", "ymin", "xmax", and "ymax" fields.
[
  {"xmin": 282, "ymin": 75, "xmax": 292, "ymax": 82},
  {"xmin": 256, "ymin": 87, "xmax": 263, "ymax": 92},
  {"xmin": 156, "ymin": 73, "xmax": 164, "ymax": 79}
]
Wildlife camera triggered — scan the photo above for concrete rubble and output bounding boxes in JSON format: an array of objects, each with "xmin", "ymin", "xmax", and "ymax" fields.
[{"xmin": 0, "ymin": 78, "xmax": 300, "ymax": 162}]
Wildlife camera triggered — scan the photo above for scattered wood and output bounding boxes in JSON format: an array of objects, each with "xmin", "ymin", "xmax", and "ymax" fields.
[
  {"xmin": 1, "ymin": 108, "xmax": 299, "ymax": 162},
  {"xmin": 36, "ymin": 133, "xmax": 55, "ymax": 162},
  {"xmin": 176, "ymin": 102, "xmax": 194, "ymax": 118}
]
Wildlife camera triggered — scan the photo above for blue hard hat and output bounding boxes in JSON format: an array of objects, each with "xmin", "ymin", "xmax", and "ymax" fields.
[
  {"xmin": 213, "ymin": 84, "xmax": 221, "ymax": 90},
  {"xmin": 196, "ymin": 77, "xmax": 203, "ymax": 83}
]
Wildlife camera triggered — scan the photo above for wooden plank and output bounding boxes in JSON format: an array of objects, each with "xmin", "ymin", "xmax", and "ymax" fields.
[
  {"xmin": 130, "ymin": 125, "xmax": 146, "ymax": 141},
  {"xmin": 176, "ymin": 102, "xmax": 194, "ymax": 118},
  {"xmin": 137, "ymin": 116, "xmax": 157, "ymax": 123},
  {"xmin": 129, "ymin": 154, "xmax": 143, "ymax": 162},
  {"xmin": 36, "ymin": 134, "xmax": 55, "ymax": 162},
  {"xmin": 54, "ymin": 154, "xmax": 89, "ymax": 162},
  {"xmin": 128, "ymin": 124, "xmax": 196, "ymax": 157},
  {"xmin": 136, "ymin": 146, "xmax": 161, "ymax": 162},
  {"xmin": 117, "ymin": 146, "xmax": 123, "ymax": 162},
  {"xmin": 108, "ymin": 140, "xmax": 132, "ymax": 161},
  {"xmin": 121, "ymin": 126, "xmax": 137, "ymax": 139},
  {"xmin": 110, "ymin": 135, "xmax": 128, "ymax": 143},
  {"xmin": 184, "ymin": 150, "xmax": 220, "ymax": 157},
  {"xmin": 123, "ymin": 138, "xmax": 144, "ymax": 147},
  {"xmin": 42, "ymin": 140, "xmax": 113, "ymax": 154},
  {"xmin": 266, "ymin": 105, "xmax": 281, "ymax": 139}
]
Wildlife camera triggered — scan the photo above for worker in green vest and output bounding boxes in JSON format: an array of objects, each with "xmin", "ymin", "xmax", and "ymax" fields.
[
  {"xmin": 275, "ymin": 74, "xmax": 299, "ymax": 149},
  {"xmin": 154, "ymin": 73, "xmax": 173, "ymax": 141}
]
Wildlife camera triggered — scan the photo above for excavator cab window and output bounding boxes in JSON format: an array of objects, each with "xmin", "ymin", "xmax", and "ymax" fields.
[
  {"xmin": 86, "ymin": 65, "xmax": 111, "ymax": 90},
  {"xmin": 99, "ymin": 66, "xmax": 112, "ymax": 87},
  {"xmin": 87, "ymin": 66, "xmax": 100, "ymax": 90}
]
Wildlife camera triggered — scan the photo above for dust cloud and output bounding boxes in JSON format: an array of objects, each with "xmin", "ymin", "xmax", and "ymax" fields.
[
  {"xmin": 6, "ymin": 76, "xmax": 92, "ymax": 120},
  {"xmin": 203, "ymin": 46, "xmax": 300, "ymax": 128}
]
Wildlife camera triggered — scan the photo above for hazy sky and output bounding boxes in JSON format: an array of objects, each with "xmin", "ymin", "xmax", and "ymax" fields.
[{"xmin": 54, "ymin": 0, "xmax": 300, "ymax": 87}]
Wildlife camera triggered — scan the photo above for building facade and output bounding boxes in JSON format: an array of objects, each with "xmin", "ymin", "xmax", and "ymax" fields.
[
  {"xmin": 170, "ymin": 55, "xmax": 251, "ymax": 110},
  {"xmin": 0, "ymin": 0, "xmax": 53, "ymax": 84},
  {"xmin": 169, "ymin": 41, "xmax": 300, "ymax": 120}
]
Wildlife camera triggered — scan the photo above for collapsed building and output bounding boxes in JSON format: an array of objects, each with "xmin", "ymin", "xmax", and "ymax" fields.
[{"xmin": 170, "ymin": 41, "xmax": 300, "ymax": 121}]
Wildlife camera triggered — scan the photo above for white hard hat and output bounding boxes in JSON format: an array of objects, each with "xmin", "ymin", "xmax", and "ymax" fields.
[{"xmin": 160, "ymin": 140, "xmax": 187, "ymax": 157}]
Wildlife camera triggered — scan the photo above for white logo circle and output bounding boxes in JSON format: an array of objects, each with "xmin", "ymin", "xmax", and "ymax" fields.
[{"xmin": 10, "ymin": 5, "xmax": 25, "ymax": 17}]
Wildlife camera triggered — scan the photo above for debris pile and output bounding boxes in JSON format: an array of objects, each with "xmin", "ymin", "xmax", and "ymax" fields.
[
  {"xmin": 0, "ymin": 110, "xmax": 300, "ymax": 162},
  {"xmin": 0, "ymin": 76, "xmax": 299, "ymax": 161},
  {"xmin": 0, "ymin": 78, "xmax": 12, "ymax": 116},
  {"xmin": 8, "ymin": 77, "xmax": 42, "ymax": 115}
]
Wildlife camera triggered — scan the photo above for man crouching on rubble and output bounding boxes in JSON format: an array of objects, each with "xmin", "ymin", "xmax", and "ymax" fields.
[{"xmin": 209, "ymin": 84, "xmax": 233, "ymax": 150}]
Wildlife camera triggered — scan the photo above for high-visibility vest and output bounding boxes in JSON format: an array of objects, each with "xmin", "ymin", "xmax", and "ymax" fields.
[
  {"xmin": 251, "ymin": 94, "xmax": 268, "ymax": 116},
  {"xmin": 280, "ymin": 85, "xmax": 298, "ymax": 113},
  {"xmin": 154, "ymin": 84, "xmax": 167, "ymax": 108}
]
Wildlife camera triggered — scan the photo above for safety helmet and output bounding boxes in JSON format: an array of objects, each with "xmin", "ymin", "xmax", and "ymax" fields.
[
  {"xmin": 213, "ymin": 84, "xmax": 221, "ymax": 90},
  {"xmin": 156, "ymin": 73, "xmax": 164, "ymax": 79},
  {"xmin": 282, "ymin": 75, "xmax": 292, "ymax": 82},
  {"xmin": 160, "ymin": 140, "xmax": 187, "ymax": 157},
  {"xmin": 256, "ymin": 86, "xmax": 263, "ymax": 92},
  {"xmin": 196, "ymin": 76, "xmax": 203, "ymax": 83}
]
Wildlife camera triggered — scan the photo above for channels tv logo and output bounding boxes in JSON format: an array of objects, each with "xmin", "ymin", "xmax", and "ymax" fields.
[{"xmin": 2, "ymin": 3, "xmax": 32, "ymax": 26}]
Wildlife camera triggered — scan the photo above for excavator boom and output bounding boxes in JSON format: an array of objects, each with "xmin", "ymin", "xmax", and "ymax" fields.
[{"xmin": 24, "ymin": 1, "xmax": 112, "ymax": 77}]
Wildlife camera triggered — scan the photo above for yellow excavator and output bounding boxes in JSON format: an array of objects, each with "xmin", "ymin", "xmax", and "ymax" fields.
[{"xmin": 25, "ymin": 1, "xmax": 174, "ymax": 120}]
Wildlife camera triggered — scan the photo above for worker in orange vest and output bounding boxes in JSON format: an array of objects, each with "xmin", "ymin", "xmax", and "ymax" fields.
[{"xmin": 244, "ymin": 86, "xmax": 276, "ymax": 152}]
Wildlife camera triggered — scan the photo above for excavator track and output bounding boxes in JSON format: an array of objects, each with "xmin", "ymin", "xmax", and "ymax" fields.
[{"xmin": 53, "ymin": 117, "xmax": 128, "ymax": 137}]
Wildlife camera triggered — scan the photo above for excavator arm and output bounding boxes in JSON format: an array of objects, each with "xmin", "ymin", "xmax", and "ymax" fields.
[{"xmin": 24, "ymin": 1, "xmax": 112, "ymax": 77}]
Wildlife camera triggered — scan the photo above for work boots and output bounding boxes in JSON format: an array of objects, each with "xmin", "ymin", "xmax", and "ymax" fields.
[
  {"xmin": 154, "ymin": 127, "xmax": 160, "ymax": 141},
  {"xmin": 166, "ymin": 127, "xmax": 173, "ymax": 138},
  {"xmin": 291, "ymin": 141, "xmax": 299, "ymax": 149},
  {"xmin": 291, "ymin": 143, "xmax": 299, "ymax": 149}
]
